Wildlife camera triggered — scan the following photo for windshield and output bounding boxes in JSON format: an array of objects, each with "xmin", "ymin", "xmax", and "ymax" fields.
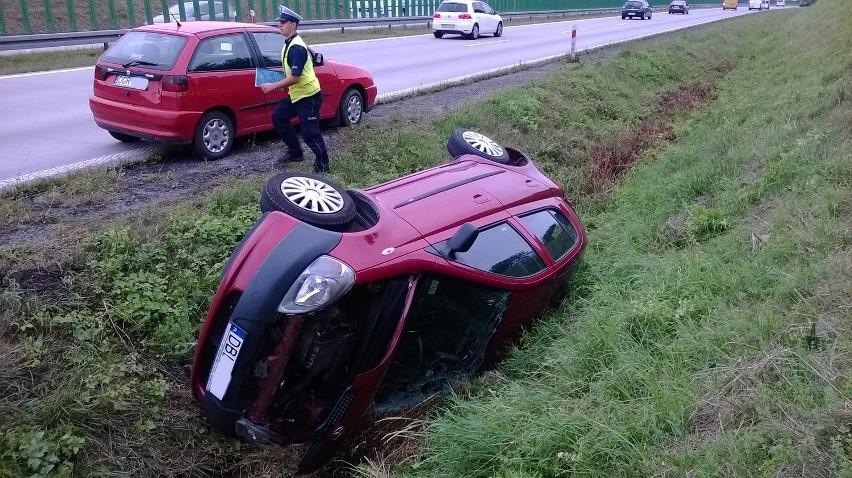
[
  {"xmin": 100, "ymin": 31, "xmax": 187, "ymax": 70},
  {"xmin": 436, "ymin": 2, "xmax": 470, "ymax": 12}
]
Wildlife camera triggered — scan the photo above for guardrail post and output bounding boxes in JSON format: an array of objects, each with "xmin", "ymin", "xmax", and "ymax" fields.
[{"xmin": 126, "ymin": 0, "xmax": 137, "ymax": 27}]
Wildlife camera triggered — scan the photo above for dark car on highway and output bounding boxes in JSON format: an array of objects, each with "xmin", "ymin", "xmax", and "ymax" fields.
[
  {"xmin": 189, "ymin": 129, "xmax": 587, "ymax": 471},
  {"xmin": 669, "ymin": 0, "xmax": 690, "ymax": 13},
  {"xmin": 89, "ymin": 21, "xmax": 377, "ymax": 160},
  {"xmin": 622, "ymin": 0, "xmax": 653, "ymax": 19}
]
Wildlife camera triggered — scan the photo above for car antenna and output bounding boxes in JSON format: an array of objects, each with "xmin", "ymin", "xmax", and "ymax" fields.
[{"xmin": 170, "ymin": 13, "xmax": 183, "ymax": 27}]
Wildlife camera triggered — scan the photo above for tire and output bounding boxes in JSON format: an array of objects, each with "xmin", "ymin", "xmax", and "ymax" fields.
[
  {"xmin": 433, "ymin": 31, "xmax": 443, "ymax": 38},
  {"xmin": 337, "ymin": 88, "xmax": 364, "ymax": 127},
  {"xmin": 622, "ymin": 14, "xmax": 626, "ymax": 19},
  {"xmin": 192, "ymin": 111, "xmax": 233, "ymax": 160},
  {"xmin": 648, "ymin": 12, "xmax": 651, "ymax": 19},
  {"xmin": 494, "ymin": 22, "xmax": 503, "ymax": 37},
  {"xmin": 446, "ymin": 128, "xmax": 510, "ymax": 164},
  {"xmin": 260, "ymin": 172, "xmax": 356, "ymax": 230},
  {"xmin": 108, "ymin": 131, "xmax": 140, "ymax": 143},
  {"xmin": 469, "ymin": 24, "xmax": 479, "ymax": 40}
]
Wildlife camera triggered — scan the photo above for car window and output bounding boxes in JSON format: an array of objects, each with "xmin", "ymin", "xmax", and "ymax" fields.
[
  {"xmin": 482, "ymin": 2, "xmax": 495, "ymax": 14},
  {"xmin": 624, "ymin": 1, "xmax": 644, "ymax": 7},
  {"xmin": 189, "ymin": 34, "xmax": 254, "ymax": 72},
  {"xmin": 251, "ymin": 31, "xmax": 285, "ymax": 68},
  {"xmin": 100, "ymin": 31, "xmax": 187, "ymax": 70},
  {"xmin": 443, "ymin": 221, "xmax": 546, "ymax": 278},
  {"xmin": 518, "ymin": 209, "xmax": 580, "ymax": 262},
  {"xmin": 436, "ymin": 2, "xmax": 470, "ymax": 12}
]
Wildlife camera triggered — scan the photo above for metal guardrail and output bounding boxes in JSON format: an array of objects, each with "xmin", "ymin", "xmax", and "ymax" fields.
[{"xmin": 0, "ymin": 8, "xmax": 623, "ymax": 51}]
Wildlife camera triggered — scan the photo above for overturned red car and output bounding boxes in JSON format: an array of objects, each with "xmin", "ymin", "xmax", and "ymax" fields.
[{"xmin": 189, "ymin": 129, "xmax": 586, "ymax": 470}]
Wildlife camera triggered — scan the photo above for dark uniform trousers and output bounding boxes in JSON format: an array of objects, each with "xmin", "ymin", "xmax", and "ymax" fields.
[{"xmin": 271, "ymin": 91, "xmax": 330, "ymax": 173}]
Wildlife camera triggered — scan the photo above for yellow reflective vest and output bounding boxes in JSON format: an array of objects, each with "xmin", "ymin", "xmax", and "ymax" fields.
[{"xmin": 282, "ymin": 35, "xmax": 320, "ymax": 102}]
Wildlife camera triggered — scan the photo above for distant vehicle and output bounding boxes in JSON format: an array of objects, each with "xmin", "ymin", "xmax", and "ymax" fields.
[
  {"xmin": 89, "ymin": 22, "xmax": 377, "ymax": 160},
  {"xmin": 722, "ymin": 0, "xmax": 738, "ymax": 9},
  {"xmin": 190, "ymin": 129, "xmax": 587, "ymax": 472},
  {"xmin": 622, "ymin": 0, "xmax": 653, "ymax": 19},
  {"xmin": 669, "ymin": 0, "xmax": 690, "ymax": 13},
  {"xmin": 775, "ymin": 0, "xmax": 785, "ymax": 5},
  {"xmin": 152, "ymin": 1, "xmax": 228, "ymax": 23},
  {"xmin": 432, "ymin": 0, "xmax": 503, "ymax": 39},
  {"xmin": 748, "ymin": 0, "xmax": 770, "ymax": 8}
]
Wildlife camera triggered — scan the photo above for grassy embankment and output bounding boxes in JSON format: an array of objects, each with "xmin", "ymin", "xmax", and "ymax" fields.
[{"xmin": 1, "ymin": 1, "xmax": 850, "ymax": 476}]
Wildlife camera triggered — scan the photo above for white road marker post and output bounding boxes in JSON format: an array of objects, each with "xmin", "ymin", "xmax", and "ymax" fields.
[{"xmin": 571, "ymin": 23, "xmax": 578, "ymax": 62}]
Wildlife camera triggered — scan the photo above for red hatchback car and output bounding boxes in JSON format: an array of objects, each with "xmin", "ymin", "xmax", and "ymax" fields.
[
  {"xmin": 190, "ymin": 129, "xmax": 586, "ymax": 470},
  {"xmin": 89, "ymin": 21, "xmax": 377, "ymax": 159}
]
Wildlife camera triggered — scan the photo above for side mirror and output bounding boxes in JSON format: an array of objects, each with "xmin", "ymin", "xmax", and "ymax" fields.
[{"xmin": 442, "ymin": 222, "xmax": 479, "ymax": 257}]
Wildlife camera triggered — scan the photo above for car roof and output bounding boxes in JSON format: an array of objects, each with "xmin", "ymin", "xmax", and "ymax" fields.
[
  {"xmin": 136, "ymin": 20, "xmax": 275, "ymax": 35},
  {"xmin": 363, "ymin": 156, "xmax": 563, "ymax": 238}
]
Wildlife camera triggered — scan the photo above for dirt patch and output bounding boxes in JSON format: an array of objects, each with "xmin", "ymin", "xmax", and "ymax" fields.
[{"xmin": 588, "ymin": 79, "xmax": 717, "ymax": 192}]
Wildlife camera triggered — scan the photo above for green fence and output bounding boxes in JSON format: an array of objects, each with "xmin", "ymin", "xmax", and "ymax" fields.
[{"xmin": 0, "ymin": 0, "xmax": 624, "ymax": 36}]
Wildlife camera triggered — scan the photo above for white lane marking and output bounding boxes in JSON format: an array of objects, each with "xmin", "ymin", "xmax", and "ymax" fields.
[
  {"xmin": 464, "ymin": 39, "xmax": 509, "ymax": 47},
  {"xmin": 0, "ymin": 66, "xmax": 92, "ymax": 80},
  {"xmin": 0, "ymin": 145, "xmax": 165, "ymax": 190}
]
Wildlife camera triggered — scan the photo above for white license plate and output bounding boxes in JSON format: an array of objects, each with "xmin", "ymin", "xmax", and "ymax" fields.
[
  {"xmin": 442, "ymin": 24, "xmax": 454, "ymax": 28},
  {"xmin": 206, "ymin": 323, "xmax": 247, "ymax": 400},
  {"xmin": 113, "ymin": 75, "xmax": 149, "ymax": 90}
]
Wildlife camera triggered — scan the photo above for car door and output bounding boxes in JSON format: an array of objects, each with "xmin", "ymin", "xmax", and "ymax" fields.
[
  {"xmin": 472, "ymin": 1, "xmax": 494, "ymax": 33},
  {"xmin": 249, "ymin": 30, "xmax": 337, "ymax": 123},
  {"xmin": 188, "ymin": 33, "xmax": 267, "ymax": 135}
]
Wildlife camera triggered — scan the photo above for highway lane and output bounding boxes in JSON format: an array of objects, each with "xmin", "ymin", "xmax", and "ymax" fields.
[{"xmin": 0, "ymin": 7, "xmax": 764, "ymax": 187}]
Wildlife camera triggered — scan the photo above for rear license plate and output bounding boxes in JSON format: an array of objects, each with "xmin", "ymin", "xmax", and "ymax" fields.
[
  {"xmin": 442, "ymin": 23, "xmax": 454, "ymax": 28},
  {"xmin": 206, "ymin": 323, "xmax": 247, "ymax": 400},
  {"xmin": 113, "ymin": 75, "xmax": 149, "ymax": 90}
]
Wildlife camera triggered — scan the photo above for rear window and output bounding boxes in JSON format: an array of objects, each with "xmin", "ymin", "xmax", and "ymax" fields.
[
  {"xmin": 100, "ymin": 31, "xmax": 187, "ymax": 70},
  {"xmin": 518, "ymin": 209, "xmax": 579, "ymax": 262},
  {"xmin": 437, "ymin": 2, "xmax": 470, "ymax": 12},
  {"xmin": 624, "ymin": 1, "xmax": 644, "ymax": 7}
]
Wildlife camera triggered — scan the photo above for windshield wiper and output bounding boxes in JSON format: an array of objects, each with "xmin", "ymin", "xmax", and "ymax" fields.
[{"xmin": 122, "ymin": 60, "xmax": 159, "ymax": 68}]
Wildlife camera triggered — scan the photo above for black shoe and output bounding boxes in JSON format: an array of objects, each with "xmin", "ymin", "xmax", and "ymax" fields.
[{"xmin": 278, "ymin": 152, "xmax": 304, "ymax": 164}]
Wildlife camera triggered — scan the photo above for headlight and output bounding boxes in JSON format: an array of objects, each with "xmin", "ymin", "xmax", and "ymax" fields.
[{"xmin": 277, "ymin": 256, "xmax": 355, "ymax": 314}]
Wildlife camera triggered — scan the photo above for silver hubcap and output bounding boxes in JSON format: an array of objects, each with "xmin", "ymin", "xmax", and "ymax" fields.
[
  {"xmin": 279, "ymin": 176, "xmax": 345, "ymax": 214},
  {"xmin": 203, "ymin": 119, "xmax": 229, "ymax": 153},
  {"xmin": 462, "ymin": 131, "xmax": 503, "ymax": 157},
  {"xmin": 345, "ymin": 94, "xmax": 363, "ymax": 124}
]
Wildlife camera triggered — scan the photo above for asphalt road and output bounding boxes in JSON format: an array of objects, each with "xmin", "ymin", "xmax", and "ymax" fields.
[{"xmin": 0, "ymin": 7, "xmax": 768, "ymax": 188}]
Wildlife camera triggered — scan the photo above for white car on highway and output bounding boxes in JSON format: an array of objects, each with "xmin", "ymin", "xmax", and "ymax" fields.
[
  {"xmin": 775, "ymin": 0, "xmax": 785, "ymax": 5},
  {"xmin": 432, "ymin": 0, "xmax": 503, "ymax": 39},
  {"xmin": 748, "ymin": 0, "xmax": 770, "ymax": 9}
]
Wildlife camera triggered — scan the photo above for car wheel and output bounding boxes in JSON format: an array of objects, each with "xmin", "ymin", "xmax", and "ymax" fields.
[
  {"xmin": 647, "ymin": 12, "xmax": 652, "ymax": 19},
  {"xmin": 622, "ymin": 14, "xmax": 626, "ymax": 18},
  {"xmin": 447, "ymin": 128, "xmax": 511, "ymax": 164},
  {"xmin": 192, "ymin": 111, "xmax": 233, "ymax": 160},
  {"xmin": 433, "ymin": 31, "xmax": 443, "ymax": 38},
  {"xmin": 337, "ymin": 88, "xmax": 364, "ymax": 127},
  {"xmin": 260, "ymin": 172, "xmax": 356, "ymax": 230},
  {"xmin": 494, "ymin": 22, "xmax": 503, "ymax": 37},
  {"xmin": 469, "ymin": 24, "xmax": 479, "ymax": 39},
  {"xmin": 108, "ymin": 131, "xmax": 140, "ymax": 143}
]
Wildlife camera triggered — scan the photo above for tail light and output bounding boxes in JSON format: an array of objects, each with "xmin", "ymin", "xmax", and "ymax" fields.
[
  {"xmin": 458, "ymin": 13, "xmax": 472, "ymax": 19},
  {"xmin": 94, "ymin": 65, "xmax": 109, "ymax": 81},
  {"xmin": 433, "ymin": 12, "xmax": 441, "ymax": 17},
  {"xmin": 163, "ymin": 75, "xmax": 189, "ymax": 92}
]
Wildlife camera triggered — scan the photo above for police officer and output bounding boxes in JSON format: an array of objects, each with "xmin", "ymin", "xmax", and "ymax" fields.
[{"xmin": 261, "ymin": 7, "xmax": 330, "ymax": 174}]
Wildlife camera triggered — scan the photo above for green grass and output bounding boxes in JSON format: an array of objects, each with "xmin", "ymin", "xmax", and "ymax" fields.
[{"xmin": 2, "ymin": 2, "xmax": 851, "ymax": 477}]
